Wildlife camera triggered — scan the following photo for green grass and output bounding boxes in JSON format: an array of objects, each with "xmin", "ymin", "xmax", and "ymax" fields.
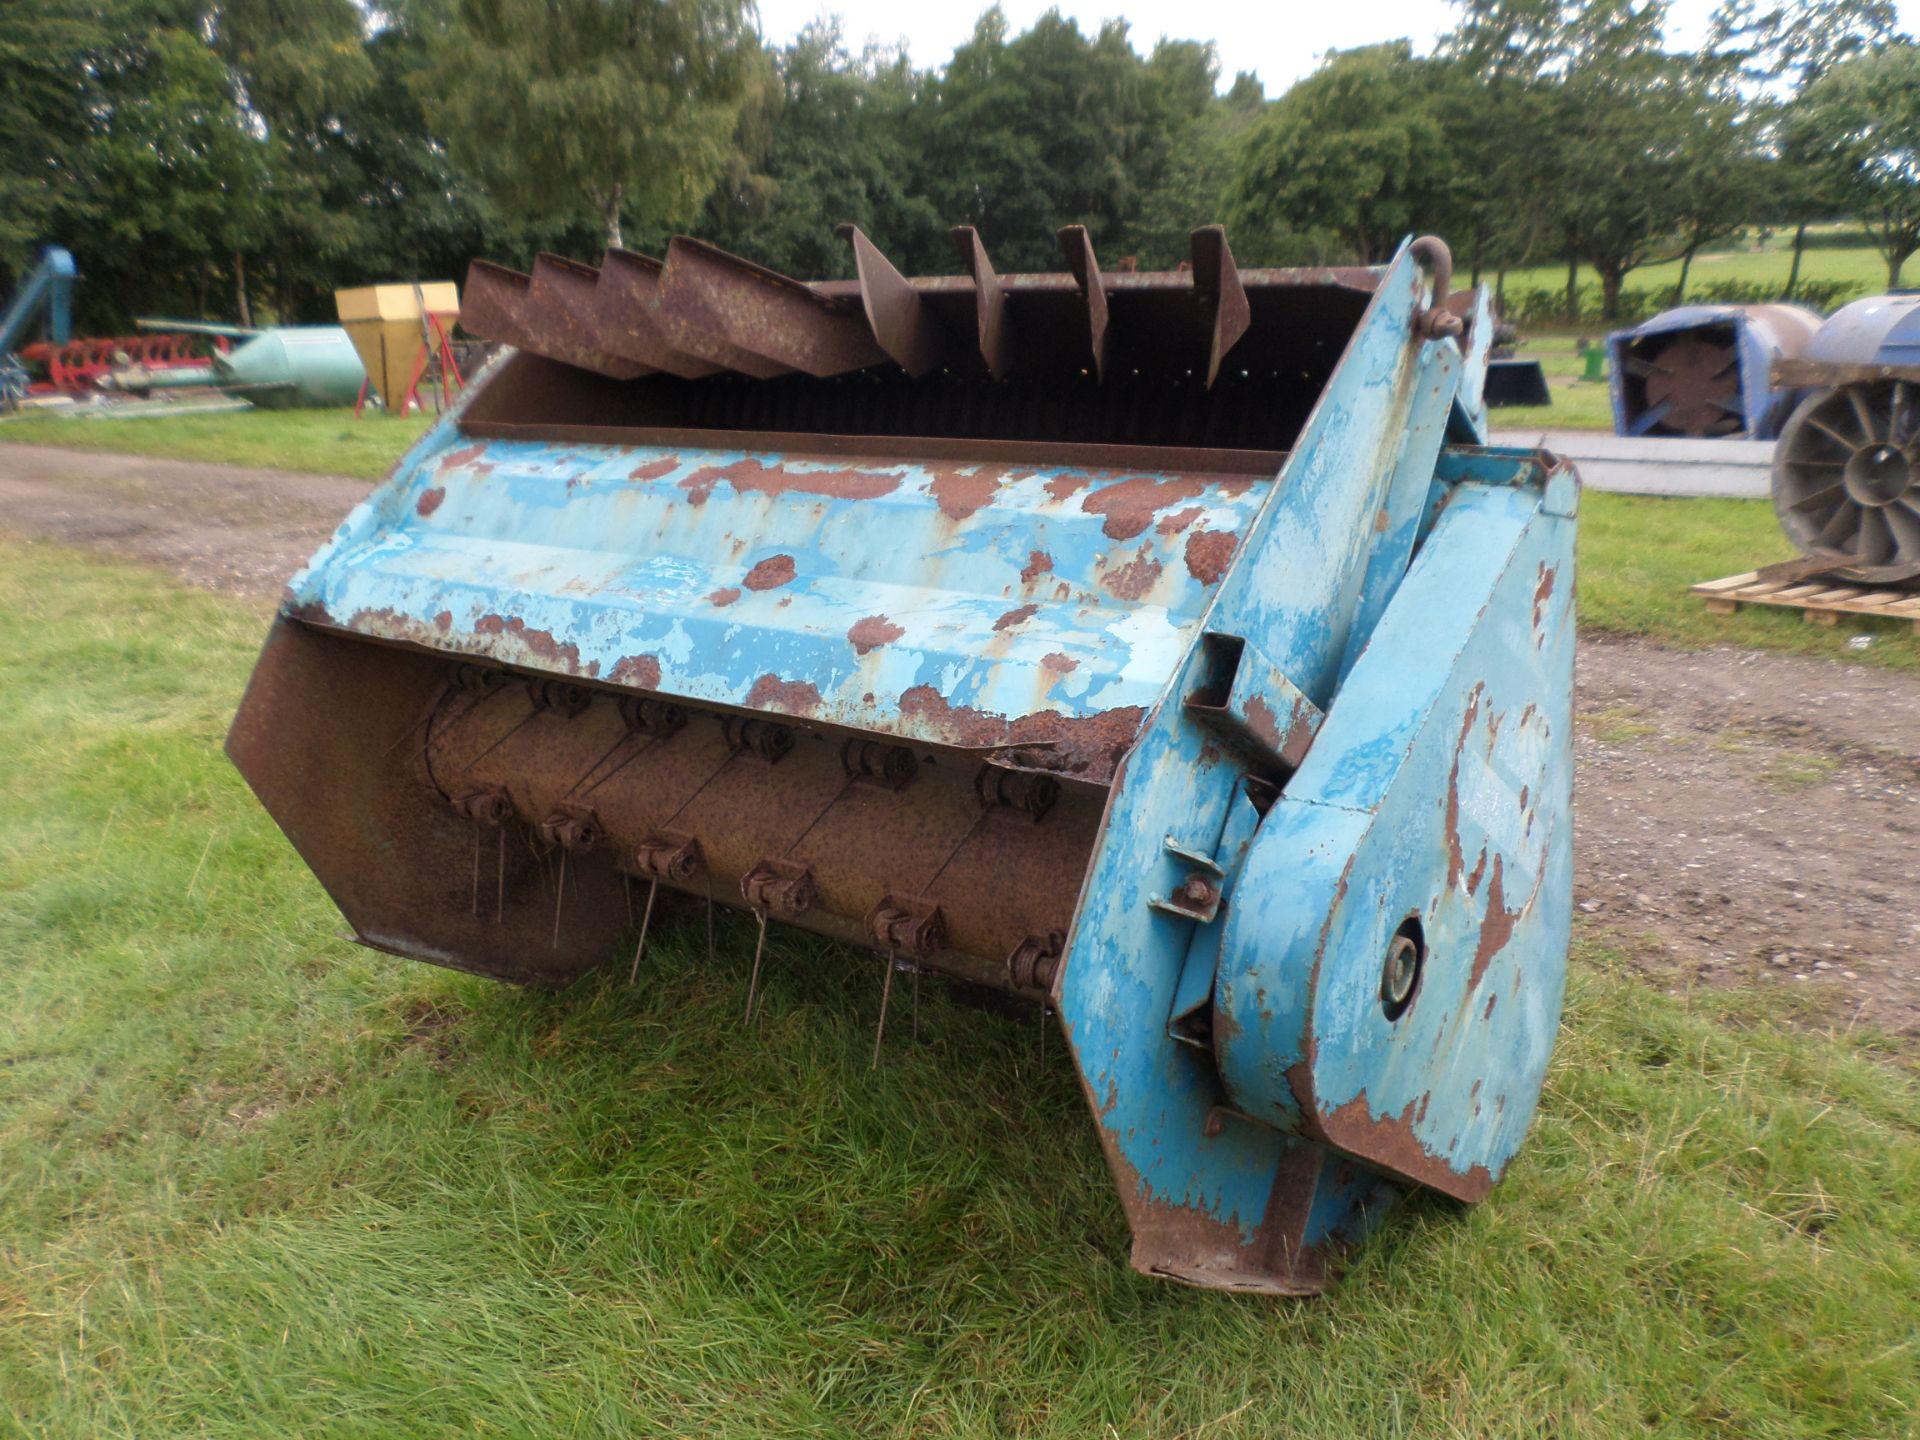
[
  {"xmin": 0, "ymin": 406, "xmax": 434, "ymax": 481},
  {"xmin": 1499, "ymin": 229, "xmax": 1897, "ymax": 301},
  {"xmin": 1491, "ymin": 331, "xmax": 1617, "ymax": 433},
  {"xmin": 1577, "ymin": 491, "xmax": 1920, "ymax": 668},
  {"xmin": 2, "ymin": 540, "xmax": 1919, "ymax": 1437}
]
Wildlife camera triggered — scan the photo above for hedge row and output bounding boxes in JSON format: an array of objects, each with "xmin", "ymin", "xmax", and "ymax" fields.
[{"xmin": 1495, "ymin": 277, "xmax": 1865, "ymax": 328}]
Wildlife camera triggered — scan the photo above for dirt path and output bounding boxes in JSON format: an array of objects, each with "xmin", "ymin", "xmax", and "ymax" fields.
[
  {"xmin": 0, "ymin": 442, "xmax": 369, "ymax": 597},
  {"xmin": 3, "ymin": 442, "xmax": 1916, "ymax": 1037}
]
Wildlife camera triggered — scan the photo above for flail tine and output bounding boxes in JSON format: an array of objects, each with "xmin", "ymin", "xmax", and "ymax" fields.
[
  {"xmin": 744, "ymin": 911, "xmax": 768, "ymax": 1021},
  {"xmin": 872, "ymin": 950, "xmax": 897, "ymax": 1070},
  {"xmin": 628, "ymin": 876, "xmax": 660, "ymax": 984},
  {"xmin": 550, "ymin": 850, "xmax": 568, "ymax": 949},
  {"xmin": 495, "ymin": 826, "xmax": 506, "ymax": 923}
]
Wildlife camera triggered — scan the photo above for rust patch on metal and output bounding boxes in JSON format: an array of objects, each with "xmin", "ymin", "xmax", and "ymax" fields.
[
  {"xmin": 628, "ymin": 457, "xmax": 680, "ymax": 482},
  {"xmin": 416, "ymin": 487, "xmax": 446, "ymax": 517},
  {"xmin": 1312, "ymin": 1089, "xmax": 1495, "ymax": 1203},
  {"xmin": 995, "ymin": 603, "xmax": 1038, "ymax": 632},
  {"xmin": 896, "ymin": 685, "xmax": 1144, "ymax": 779},
  {"xmin": 1041, "ymin": 652, "xmax": 1078, "ymax": 674},
  {"xmin": 1021, "ymin": 550, "xmax": 1054, "ymax": 583},
  {"xmin": 1184, "ymin": 529, "xmax": 1238, "ymax": 586},
  {"xmin": 437, "ymin": 443, "xmax": 487, "ymax": 471},
  {"xmin": 1102, "ymin": 544, "xmax": 1162, "ymax": 600},
  {"xmin": 1156, "ymin": 505, "xmax": 1204, "ymax": 536},
  {"xmin": 610, "ymin": 654, "xmax": 662, "ymax": 689},
  {"xmin": 848, "ymin": 615, "xmax": 905, "ymax": 655},
  {"xmin": 1044, "ymin": 472, "xmax": 1094, "ymax": 504},
  {"xmin": 1532, "ymin": 563, "xmax": 1557, "ymax": 630},
  {"xmin": 708, "ymin": 586, "xmax": 742, "ymax": 607},
  {"xmin": 1444, "ymin": 685, "xmax": 1486, "ymax": 889},
  {"xmin": 473, "ymin": 613, "xmax": 586, "ymax": 673},
  {"xmin": 745, "ymin": 674, "xmax": 822, "ymax": 714},
  {"xmin": 1243, "ymin": 694, "xmax": 1280, "ymax": 751},
  {"xmin": 1465, "ymin": 847, "xmax": 1488, "ymax": 897},
  {"xmin": 678, "ymin": 457, "xmax": 901, "ymax": 507},
  {"xmin": 928, "ymin": 467, "xmax": 1000, "ymax": 521},
  {"xmin": 1470, "ymin": 856, "xmax": 1516, "ymax": 990},
  {"xmin": 743, "ymin": 554, "xmax": 797, "ymax": 591},
  {"xmin": 1080, "ymin": 475, "xmax": 1211, "ymax": 540}
]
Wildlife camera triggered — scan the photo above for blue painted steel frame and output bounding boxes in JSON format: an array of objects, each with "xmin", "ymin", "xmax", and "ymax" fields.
[{"xmin": 1051, "ymin": 249, "xmax": 1575, "ymax": 1291}]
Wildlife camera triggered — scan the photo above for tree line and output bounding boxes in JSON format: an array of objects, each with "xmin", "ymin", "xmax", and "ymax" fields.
[{"xmin": 2, "ymin": 0, "xmax": 1915, "ymax": 334}]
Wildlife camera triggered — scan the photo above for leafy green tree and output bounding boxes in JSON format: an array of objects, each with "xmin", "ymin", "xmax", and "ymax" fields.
[
  {"xmin": 1797, "ymin": 44, "xmax": 1920, "ymax": 287},
  {"xmin": 1225, "ymin": 43, "xmax": 1453, "ymax": 266},
  {"xmin": 420, "ymin": 0, "xmax": 757, "ymax": 249},
  {"xmin": 1127, "ymin": 51, "xmax": 1264, "ymax": 268},
  {"xmin": 1708, "ymin": 0, "xmax": 1907, "ymax": 296},
  {"xmin": 907, "ymin": 7, "xmax": 1215, "ymax": 272},
  {"xmin": 696, "ymin": 23, "xmax": 941, "ymax": 278}
]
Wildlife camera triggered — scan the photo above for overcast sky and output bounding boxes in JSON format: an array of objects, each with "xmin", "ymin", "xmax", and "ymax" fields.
[{"xmin": 753, "ymin": 0, "xmax": 1918, "ymax": 93}]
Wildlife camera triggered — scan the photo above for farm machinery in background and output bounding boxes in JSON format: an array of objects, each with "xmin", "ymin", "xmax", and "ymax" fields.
[
  {"xmin": 1684, "ymin": 291, "xmax": 1920, "ymax": 629},
  {"xmin": 229, "ymin": 226, "xmax": 1578, "ymax": 1295},
  {"xmin": 0, "ymin": 246, "xmax": 77, "ymax": 408},
  {"xmin": 1607, "ymin": 304, "xmax": 1823, "ymax": 439},
  {"xmin": 3, "ymin": 243, "xmax": 474, "ymax": 416}
]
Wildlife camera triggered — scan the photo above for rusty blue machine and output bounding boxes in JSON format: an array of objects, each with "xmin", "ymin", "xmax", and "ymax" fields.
[
  {"xmin": 1608, "ymin": 303, "xmax": 1822, "ymax": 439},
  {"xmin": 228, "ymin": 227, "xmax": 1577, "ymax": 1294}
]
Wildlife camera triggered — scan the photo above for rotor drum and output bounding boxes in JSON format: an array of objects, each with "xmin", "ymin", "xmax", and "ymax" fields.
[{"xmin": 1772, "ymin": 381, "xmax": 1920, "ymax": 564}]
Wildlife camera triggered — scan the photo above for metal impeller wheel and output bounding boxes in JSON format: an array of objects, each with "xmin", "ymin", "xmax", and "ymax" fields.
[
  {"xmin": 1772, "ymin": 381, "xmax": 1920, "ymax": 564},
  {"xmin": 1624, "ymin": 334, "xmax": 1743, "ymax": 436}
]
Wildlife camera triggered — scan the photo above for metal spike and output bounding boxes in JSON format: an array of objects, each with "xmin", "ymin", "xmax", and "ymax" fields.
[
  {"xmin": 528, "ymin": 254, "xmax": 654, "ymax": 378},
  {"xmin": 551, "ymin": 849, "xmax": 567, "ymax": 949},
  {"xmin": 872, "ymin": 950, "xmax": 897, "ymax": 1069},
  {"xmin": 628, "ymin": 877, "xmax": 659, "ymax": 984},
  {"xmin": 1058, "ymin": 225, "xmax": 1111, "ymax": 382},
  {"xmin": 461, "ymin": 259, "xmax": 541, "ymax": 353},
  {"xmin": 1190, "ymin": 226, "xmax": 1250, "ymax": 389},
  {"xmin": 841, "ymin": 224, "xmax": 953, "ymax": 376},
  {"xmin": 950, "ymin": 226, "xmax": 1014, "ymax": 379},
  {"xmin": 745, "ymin": 911, "xmax": 768, "ymax": 1020},
  {"xmin": 653, "ymin": 236, "xmax": 885, "ymax": 378},
  {"xmin": 596, "ymin": 248, "xmax": 723, "ymax": 379}
]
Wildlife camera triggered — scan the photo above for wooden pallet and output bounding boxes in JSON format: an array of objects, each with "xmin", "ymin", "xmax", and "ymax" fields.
[{"xmin": 1691, "ymin": 571, "xmax": 1920, "ymax": 632}]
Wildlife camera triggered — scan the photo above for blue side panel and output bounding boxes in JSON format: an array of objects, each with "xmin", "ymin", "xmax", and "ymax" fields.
[
  {"xmin": 287, "ymin": 432, "xmax": 1267, "ymax": 773},
  {"xmin": 1054, "ymin": 244, "xmax": 1479, "ymax": 1287},
  {"xmin": 1214, "ymin": 464, "xmax": 1576, "ymax": 1198}
]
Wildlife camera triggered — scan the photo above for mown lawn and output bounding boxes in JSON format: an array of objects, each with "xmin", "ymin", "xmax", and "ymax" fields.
[
  {"xmin": 1, "ymin": 540, "xmax": 1918, "ymax": 1438},
  {"xmin": 0, "ymin": 406, "xmax": 434, "ymax": 481},
  {"xmin": 1499, "ymin": 229, "xmax": 1896, "ymax": 301}
]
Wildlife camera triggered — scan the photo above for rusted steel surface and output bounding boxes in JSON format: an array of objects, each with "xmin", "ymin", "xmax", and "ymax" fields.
[
  {"xmin": 1190, "ymin": 226, "xmax": 1250, "ymax": 389},
  {"xmin": 231, "ymin": 228, "xmax": 1576, "ymax": 1298},
  {"xmin": 653, "ymin": 237, "xmax": 886, "ymax": 378},
  {"xmin": 842, "ymin": 224, "xmax": 955, "ymax": 377},
  {"xmin": 460, "ymin": 227, "xmax": 1382, "ymax": 400}
]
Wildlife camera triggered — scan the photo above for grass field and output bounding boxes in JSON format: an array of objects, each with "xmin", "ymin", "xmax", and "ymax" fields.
[
  {"xmin": 0, "ymin": 406, "xmax": 435, "ymax": 481},
  {"xmin": 2, "ymin": 537, "xmax": 1918, "ymax": 1438},
  {"xmin": 1498, "ymin": 228, "xmax": 1896, "ymax": 301}
]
